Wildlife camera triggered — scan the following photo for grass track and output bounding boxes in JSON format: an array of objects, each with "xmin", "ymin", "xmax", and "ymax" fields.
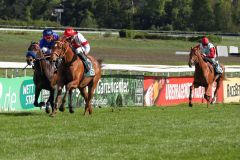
[
  {"xmin": 0, "ymin": 104, "xmax": 239, "ymax": 160},
  {"xmin": 1, "ymin": 31, "xmax": 240, "ymax": 65}
]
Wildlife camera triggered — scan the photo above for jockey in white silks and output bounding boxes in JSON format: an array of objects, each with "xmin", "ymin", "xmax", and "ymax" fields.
[
  {"xmin": 63, "ymin": 27, "xmax": 94, "ymax": 77},
  {"xmin": 200, "ymin": 37, "xmax": 223, "ymax": 75}
]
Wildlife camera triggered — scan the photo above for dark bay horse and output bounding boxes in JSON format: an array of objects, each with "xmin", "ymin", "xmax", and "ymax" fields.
[
  {"xmin": 188, "ymin": 45, "xmax": 225, "ymax": 107},
  {"xmin": 50, "ymin": 39, "xmax": 102, "ymax": 116},
  {"xmin": 26, "ymin": 42, "xmax": 57, "ymax": 113}
]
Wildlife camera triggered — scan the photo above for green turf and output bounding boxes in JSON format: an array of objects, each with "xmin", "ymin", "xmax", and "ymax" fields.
[
  {"xmin": 0, "ymin": 104, "xmax": 239, "ymax": 160},
  {"xmin": 1, "ymin": 31, "xmax": 240, "ymax": 65}
]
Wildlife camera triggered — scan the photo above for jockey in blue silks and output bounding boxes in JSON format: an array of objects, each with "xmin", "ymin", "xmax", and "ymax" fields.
[{"xmin": 39, "ymin": 28, "xmax": 59, "ymax": 55}]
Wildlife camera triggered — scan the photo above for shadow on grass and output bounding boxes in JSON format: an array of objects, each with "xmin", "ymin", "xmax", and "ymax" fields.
[{"xmin": 0, "ymin": 111, "xmax": 41, "ymax": 117}]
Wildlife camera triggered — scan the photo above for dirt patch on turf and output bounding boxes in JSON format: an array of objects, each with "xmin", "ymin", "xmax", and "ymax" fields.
[{"xmin": 91, "ymin": 47, "xmax": 240, "ymax": 65}]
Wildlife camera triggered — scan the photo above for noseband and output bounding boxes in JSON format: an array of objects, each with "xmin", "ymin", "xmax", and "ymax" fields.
[{"xmin": 52, "ymin": 41, "xmax": 69, "ymax": 58}]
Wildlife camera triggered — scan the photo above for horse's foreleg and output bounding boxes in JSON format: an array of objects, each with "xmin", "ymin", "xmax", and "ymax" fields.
[
  {"xmin": 189, "ymin": 85, "xmax": 193, "ymax": 107},
  {"xmin": 34, "ymin": 87, "xmax": 41, "ymax": 107},
  {"xmin": 46, "ymin": 88, "xmax": 54, "ymax": 114},
  {"xmin": 59, "ymin": 88, "xmax": 67, "ymax": 112},
  {"xmin": 63, "ymin": 81, "xmax": 78, "ymax": 112},
  {"xmin": 51, "ymin": 86, "xmax": 63, "ymax": 116}
]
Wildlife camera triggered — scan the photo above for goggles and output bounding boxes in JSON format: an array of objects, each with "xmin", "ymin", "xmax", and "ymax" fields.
[{"xmin": 44, "ymin": 35, "xmax": 52, "ymax": 40}]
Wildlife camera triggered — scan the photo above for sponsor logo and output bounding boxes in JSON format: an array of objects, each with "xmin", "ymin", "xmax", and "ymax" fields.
[{"xmin": 227, "ymin": 83, "xmax": 240, "ymax": 97}]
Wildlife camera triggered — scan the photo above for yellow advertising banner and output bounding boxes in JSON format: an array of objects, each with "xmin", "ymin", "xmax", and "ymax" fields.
[{"xmin": 223, "ymin": 78, "xmax": 240, "ymax": 103}]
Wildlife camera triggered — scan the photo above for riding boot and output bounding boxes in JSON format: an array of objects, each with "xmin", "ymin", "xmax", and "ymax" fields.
[
  {"xmin": 76, "ymin": 52, "xmax": 95, "ymax": 76},
  {"xmin": 76, "ymin": 52, "xmax": 90, "ymax": 72}
]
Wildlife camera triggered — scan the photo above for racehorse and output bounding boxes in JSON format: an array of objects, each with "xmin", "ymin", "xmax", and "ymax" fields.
[
  {"xmin": 50, "ymin": 39, "xmax": 102, "ymax": 116},
  {"xmin": 188, "ymin": 45, "xmax": 225, "ymax": 107},
  {"xmin": 26, "ymin": 41, "xmax": 57, "ymax": 113}
]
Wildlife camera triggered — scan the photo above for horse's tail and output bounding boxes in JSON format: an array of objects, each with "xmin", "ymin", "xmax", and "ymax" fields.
[
  {"xmin": 97, "ymin": 59, "xmax": 103, "ymax": 66},
  {"xmin": 221, "ymin": 65, "xmax": 227, "ymax": 81}
]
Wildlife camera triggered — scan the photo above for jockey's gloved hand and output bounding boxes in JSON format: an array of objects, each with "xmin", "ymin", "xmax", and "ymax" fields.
[
  {"xmin": 41, "ymin": 47, "xmax": 48, "ymax": 53},
  {"xmin": 76, "ymin": 47, "xmax": 84, "ymax": 55},
  {"xmin": 41, "ymin": 47, "xmax": 52, "ymax": 55}
]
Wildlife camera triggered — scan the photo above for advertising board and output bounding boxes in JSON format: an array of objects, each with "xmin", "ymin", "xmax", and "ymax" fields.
[
  {"xmin": 144, "ymin": 76, "xmax": 223, "ymax": 106},
  {"xmin": 223, "ymin": 78, "xmax": 240, "ymax": 103},
  {"xmin": 0, "ymin": 77, "xmax": 36, "ymax": 111}
]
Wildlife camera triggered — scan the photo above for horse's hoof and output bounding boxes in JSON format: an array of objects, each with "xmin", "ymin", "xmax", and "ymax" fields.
[
  {"xmin": 59, "ymin": 106, "xmax": 65, "ymax": 112},
  {"xmin": 189, "ymin": 103, "xmax": 193, "ymax": 107},
  {"xmin": 34, "ymin": 102, "xmax": 39, "ymax": 107},
  {"xmin": 39, "ymin": 102, "xmax": 45, "ymax": 107},
  {"xmin": 45, "ymin": 106, "xmax": 51, "ymax": 114},
  {"xmin": 49, "ymin": 113, "xmax": 55, "ymax": 117},
  {"xmin": 69, "ymin": 109, "xmax": 74, "ymax": 114}
]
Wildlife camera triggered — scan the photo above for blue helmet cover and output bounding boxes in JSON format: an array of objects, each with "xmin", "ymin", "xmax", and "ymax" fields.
[
  {"xmin": 43, "ymin": 29, "xmax": 53, "ymax": 37},
  {"xmin": 26, "ymin": 51, "xmax": 36, "ymax": 59}
]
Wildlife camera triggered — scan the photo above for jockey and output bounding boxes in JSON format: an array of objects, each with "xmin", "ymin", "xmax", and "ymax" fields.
[
  {"xmin": 63, "ymin": 27, "xmax": 95, "ymax": 76},
  {"xmin": 39, "ymin": 28, "xmax": 59, "ymax": 55},
  {"xmin": 200, "ymin": 37, "xmax": 223, "ymax": 75}
]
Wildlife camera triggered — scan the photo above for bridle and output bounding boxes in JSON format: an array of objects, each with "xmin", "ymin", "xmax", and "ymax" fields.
[
  {"xmin": 189, "ymin": 46, "xmax": 202, "ymax": 67},
  {"xmin": 52, "ymin": 40, "xmax": 69, "ymax": 59}
]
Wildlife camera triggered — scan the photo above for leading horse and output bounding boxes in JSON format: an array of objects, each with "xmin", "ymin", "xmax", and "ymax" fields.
[
  {"xmin": 188, "ymin": 45, "xmax": 225, "ymax": 107},
  {"xmin": 50, "ymin": 39, "xmax": 102, "ymax": 116},
  {"xmin": 26, "ymin": 42, "xmax": 57, "ymax": 113}
]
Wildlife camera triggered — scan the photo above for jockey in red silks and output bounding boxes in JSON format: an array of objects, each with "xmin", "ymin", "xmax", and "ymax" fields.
[
  {"xmin": 200, "ymin": 36, "xmax": 223, "ymax": 75},
  {"xmin": 63, "ymin": 27, "xmax": 95, "ymax": 77}
]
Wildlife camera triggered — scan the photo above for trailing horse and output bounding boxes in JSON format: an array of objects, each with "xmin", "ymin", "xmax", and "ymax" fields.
[
  {"xmin": 26, "ymin": 41, "xmax": 57, "ymax": 113},
  {"xmin": 50, "ymin": 39, "xmax": 102, "ymax": 116},
  {"xmin": 188, "ymin": 45, "xmax": 225, "ymax": 107}
]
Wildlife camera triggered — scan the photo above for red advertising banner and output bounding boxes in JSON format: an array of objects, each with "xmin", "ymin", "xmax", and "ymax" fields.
[{"xmin": 144, "ymin": 76, "xmax": 223, "ymax": 106}]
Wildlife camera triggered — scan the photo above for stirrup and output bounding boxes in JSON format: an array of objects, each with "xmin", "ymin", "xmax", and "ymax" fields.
[{"xmin": 84, "ymin": 69, "xmax": 95, "ymax": 77}]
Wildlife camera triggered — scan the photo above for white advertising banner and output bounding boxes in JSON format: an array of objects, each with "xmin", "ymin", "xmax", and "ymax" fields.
[{"xmin": 223, "ymin": 78, "xmax": 240, "ymax": 103}]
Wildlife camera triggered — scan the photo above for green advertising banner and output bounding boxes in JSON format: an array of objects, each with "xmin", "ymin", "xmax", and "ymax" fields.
[
  {"xmin": 0, "ymin": 77, "xmax": 36, "ymax": 111},
  {"xmin": 0, "ymin": 75, "xmax": 144, "ymax": 112},
  {"xmin": 76, "ymin": 75, "xmax": 144, "ymax": 107}
]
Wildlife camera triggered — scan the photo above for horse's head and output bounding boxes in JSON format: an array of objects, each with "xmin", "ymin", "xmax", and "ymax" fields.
[
  {"xmin": 28, "ymin": 41, "xmax": 40, "ymax": 52},
  {"xmin": 188, "ymin": 45, "xmax": 201, "ymax": 67},
  {"xmin": 26, "ymin": 41, "xmax": 40, "ymax": 65},
  {"xmin": 50, "ymin": 39, "xmax": 69, "ymax": 63}
]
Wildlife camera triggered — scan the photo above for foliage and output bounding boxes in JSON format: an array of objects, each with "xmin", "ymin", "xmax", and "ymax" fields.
[
  {"xmin": 0, "ymin": 19, "xmax": 59, "ymax": 27},
  {"xmin": 188, "ymin": 34, "xmax": 222, "ymax": 43},
  {"xmin": 0, "ymin": 0, "xmax": 239, "ymax": 32},
  {"xmin": 119, "ymin": 29, "xmax": 137, "ymax": 38},
  {"xmin": 191, "ymin": 0, "xmax": 215, "ymax": 31}
]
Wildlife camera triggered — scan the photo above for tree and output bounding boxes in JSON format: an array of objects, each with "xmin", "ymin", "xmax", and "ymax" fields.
[
  {"xmin": 232, "ymin": 0, "xmax": 240, "ymax": 31},
  {"xmin": 134, "ymin": 0, "xmax": 167, "ymax": 29},
  {"xmin": 214, "ymin": 0, "xmax": 232, "ymax": 31},
  {"xmin": 170, "ymin": 0, "xmax": 192, "ymax": 30},
  {"xmin": 80, "ymin": 9, "xmax": 98, "ymax": 28},
  {"xmin": 95, "ymin": 0, "xmax": 122, "ymax": 28},
  {"xmin": 191, "ymin": 0, "xmax": 215, "ymax": 31}
]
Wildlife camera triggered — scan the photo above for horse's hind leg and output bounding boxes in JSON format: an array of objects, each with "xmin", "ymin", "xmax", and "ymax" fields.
[
  {"xmin": 79, "ymin": 87, "xmax": 88, "ymax": 115},
  {"xmin": 46, "ymin": 89, "xmax": 54, "ymax": 114},
  {"xmin": 211, "ymin": 81, "xmax": 221, "ymax": 104},
  {"xmin": 86, "ymin": 79, "xmax": 99, "ymax": 115},
  {"xmin": 68, "ymin": 89, "xmax": 74, "ymax": 113},
  {"xmin": 189, "ymin": 85, "xmax": 193, "ymax": 107}
]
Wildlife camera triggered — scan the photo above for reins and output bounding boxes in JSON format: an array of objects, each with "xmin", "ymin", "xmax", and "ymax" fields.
[{"xmin": 53, "ymin": 40, "xmax": 78, "ymax": 67}]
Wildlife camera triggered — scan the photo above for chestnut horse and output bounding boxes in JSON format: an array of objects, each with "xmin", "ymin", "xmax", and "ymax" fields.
[
  {"xmin": 50, "ymin": 39, "xmax": 102, "ymax": 116},
  {"xmin": 188, "ymin": 45, "xmax": 225, "ymax": 107},
  {"xmin": 26, "ymin": 42, "xmax": 57, "ymax": 113}
]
